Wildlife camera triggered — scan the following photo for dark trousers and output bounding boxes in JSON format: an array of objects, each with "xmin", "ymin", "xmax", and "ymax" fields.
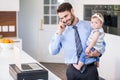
[{"xmin": 66, "ymin": 63, "xmax": 99, "ymax": 80}]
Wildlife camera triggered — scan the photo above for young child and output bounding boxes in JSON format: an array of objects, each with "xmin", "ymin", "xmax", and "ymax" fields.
[
  {"xmin": 86, "ymin": 13, "xmax": 105, "ymax": 67},
  {"xmin": 74, "ymin": 13, "xmax": 105, "ymax": 73}
]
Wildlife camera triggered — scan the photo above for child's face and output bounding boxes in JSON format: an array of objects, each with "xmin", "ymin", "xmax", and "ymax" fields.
[{"xmin": 91, "ymin": 18, "xmax": 103, "ymax": 29}]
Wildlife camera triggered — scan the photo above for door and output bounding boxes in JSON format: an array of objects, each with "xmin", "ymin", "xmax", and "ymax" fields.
[
  {"xmin": 39, "ymin": 0, "xmax": 65, "ymax": 63},
  {"xmin": 18, "ymin": 0, "xmax": 65, "ymax": 63}
]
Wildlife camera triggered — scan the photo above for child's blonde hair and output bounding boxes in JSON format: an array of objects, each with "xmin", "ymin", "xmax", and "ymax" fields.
[{"xmin": 91, "ymin": 13, "xmax": 104, "ymax": 23}]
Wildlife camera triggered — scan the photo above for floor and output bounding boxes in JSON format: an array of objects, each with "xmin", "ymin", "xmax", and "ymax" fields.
[
  {"xmin": 40, "ymin": 62, "xmax": 67, "ymax": 80},
  {"xmin": 40, "ymin": 62, "xmax": 105, "ymax": 80}
]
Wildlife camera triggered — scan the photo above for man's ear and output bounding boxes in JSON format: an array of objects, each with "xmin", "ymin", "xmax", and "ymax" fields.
[{"xmin": 71, "ymin": 8, "xmax": 74, "ymax": 14}]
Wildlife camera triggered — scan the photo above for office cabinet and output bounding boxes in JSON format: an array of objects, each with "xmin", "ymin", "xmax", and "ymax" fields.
[{"xmin": 0, "ymin": 0, "xmax": 19, "ymax": 11}]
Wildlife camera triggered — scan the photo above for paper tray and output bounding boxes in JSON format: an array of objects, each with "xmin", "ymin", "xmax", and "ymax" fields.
[{"xmin": 9, "ymin": 63, "xmax": 48, "ymax": 80}]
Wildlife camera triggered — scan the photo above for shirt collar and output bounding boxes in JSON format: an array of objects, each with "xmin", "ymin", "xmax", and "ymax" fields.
[{"xmin": 66, "ymin": 19, "xmax": 81, "ymax": 29}]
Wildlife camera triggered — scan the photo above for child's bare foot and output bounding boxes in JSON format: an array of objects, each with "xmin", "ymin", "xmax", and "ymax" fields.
[{"xmin": 73, "ymin": 62, "xmax": 84, "ymax": 70}]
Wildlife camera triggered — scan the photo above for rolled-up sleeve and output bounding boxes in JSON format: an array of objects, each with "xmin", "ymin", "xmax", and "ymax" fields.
[{"xmin": 49, "ymin": 33, "xmax": 63, "ymax": 55}]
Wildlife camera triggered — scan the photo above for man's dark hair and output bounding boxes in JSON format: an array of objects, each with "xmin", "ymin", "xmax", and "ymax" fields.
[{"xmin": 57, "ymin": 2, "xmax": 73, "ymax": 13}]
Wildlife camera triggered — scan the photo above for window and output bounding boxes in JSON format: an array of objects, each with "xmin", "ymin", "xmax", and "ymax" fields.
[
  {"xmin": 44, "ymin": 0, "xmax": 63, "ymax": 25},
  {"xmin": 84, "ymin": 5, "xmax": 120, "ymax": 36}
]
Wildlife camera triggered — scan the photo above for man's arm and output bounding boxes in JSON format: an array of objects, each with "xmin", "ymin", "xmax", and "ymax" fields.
[
  {"xmin": 49, "ymin": 21, "xmax": 66, "ymax": 55},
  {"xmin": 87, "ymin": 41, "xmax": 106, "ymax": 57},
  {"xmin": 49, "ymin": 33, "xmax": 62, "ymax": 55},
  {"xmin": 88, "ymin": 50, "xmax": 101, "ymax": 57}
]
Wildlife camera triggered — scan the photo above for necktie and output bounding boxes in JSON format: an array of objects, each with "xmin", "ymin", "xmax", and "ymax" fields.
[{"xmin": 73, "ymin": 26, "xmax": 83, "ymax": 64}]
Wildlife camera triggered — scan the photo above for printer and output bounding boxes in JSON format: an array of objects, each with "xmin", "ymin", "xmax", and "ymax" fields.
[{"xmin": 9, "ymin": 63, "xmax": 48, "ymax": 80}]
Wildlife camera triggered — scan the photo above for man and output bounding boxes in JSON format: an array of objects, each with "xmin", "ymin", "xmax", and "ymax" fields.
[{"xmin": 49, "ymin": 2, "xmax": 105, "ymax": 80}]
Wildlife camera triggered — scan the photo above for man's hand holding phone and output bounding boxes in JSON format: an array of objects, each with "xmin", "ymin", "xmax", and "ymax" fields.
[{"xmin": 57, "ymin": 21, "xmax": 66, "ymax": 35}]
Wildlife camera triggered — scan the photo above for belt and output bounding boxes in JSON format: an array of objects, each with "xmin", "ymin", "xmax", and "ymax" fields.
[{"xmin": 86, "ymin": 62, "xmax": 95, "ymax": 67}]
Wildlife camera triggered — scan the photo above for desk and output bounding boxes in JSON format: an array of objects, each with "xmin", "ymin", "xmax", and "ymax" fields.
[{"xmin": 0, "ymin": 47, "xmax": 61, "ymax": 80}]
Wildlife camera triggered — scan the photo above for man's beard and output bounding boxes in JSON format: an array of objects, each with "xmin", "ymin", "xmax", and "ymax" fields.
[
  {"xmin": 67, "ymin": 13, "xmax": 75, "ymax": 26},
  {"xmin": 70, "ymin": 14, "xmax": 75, "ymax": 25}
]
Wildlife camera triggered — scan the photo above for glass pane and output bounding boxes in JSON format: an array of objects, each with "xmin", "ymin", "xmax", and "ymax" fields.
[
  {"xmin": 51, "ymin": 16, "xmax": 57, "ymax": 24},
  {"xmin": 57, "ymin": 0, "xmax": 65, "ymax": 4},
  {"xmin": 44, "ymin": 6, "xmax": 49, "ymax": 14},
  {"xmin": 44, "ymin": 16, "xmax": 49, "ymax": 24},
  {"xmin": 44, "ymin": 0, "xmax": 49, "ymax": 4},
  {"xmin": 57, "ymin": 16, "xmax": 59, "ymax": 23},
  {"xmin": 51, "ymin": 0, "xmax": 58, "ymax": 4},
  {"xmin": 84, "ymin": 5, "xmax": 120, "ymax": 36},
  {"xmin": 51, "ymin": 6, "xmax": 57, "ymax": 14}
]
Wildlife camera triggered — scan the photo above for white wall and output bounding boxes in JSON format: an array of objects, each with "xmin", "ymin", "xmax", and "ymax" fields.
[
  {"xmin": 0, "ymin": 0, "xmax": 19, "ymax": 11},
  {"xmin": 68, "ymin": 0, "xmax": 120, "ymax": 79},
  {"xmin": 18, "ymin": 0, "xmax": 42, "ymax": 61},
  {"xmin": 98, "ymin": 34, "xmax": 120, "ymax": 80}
]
